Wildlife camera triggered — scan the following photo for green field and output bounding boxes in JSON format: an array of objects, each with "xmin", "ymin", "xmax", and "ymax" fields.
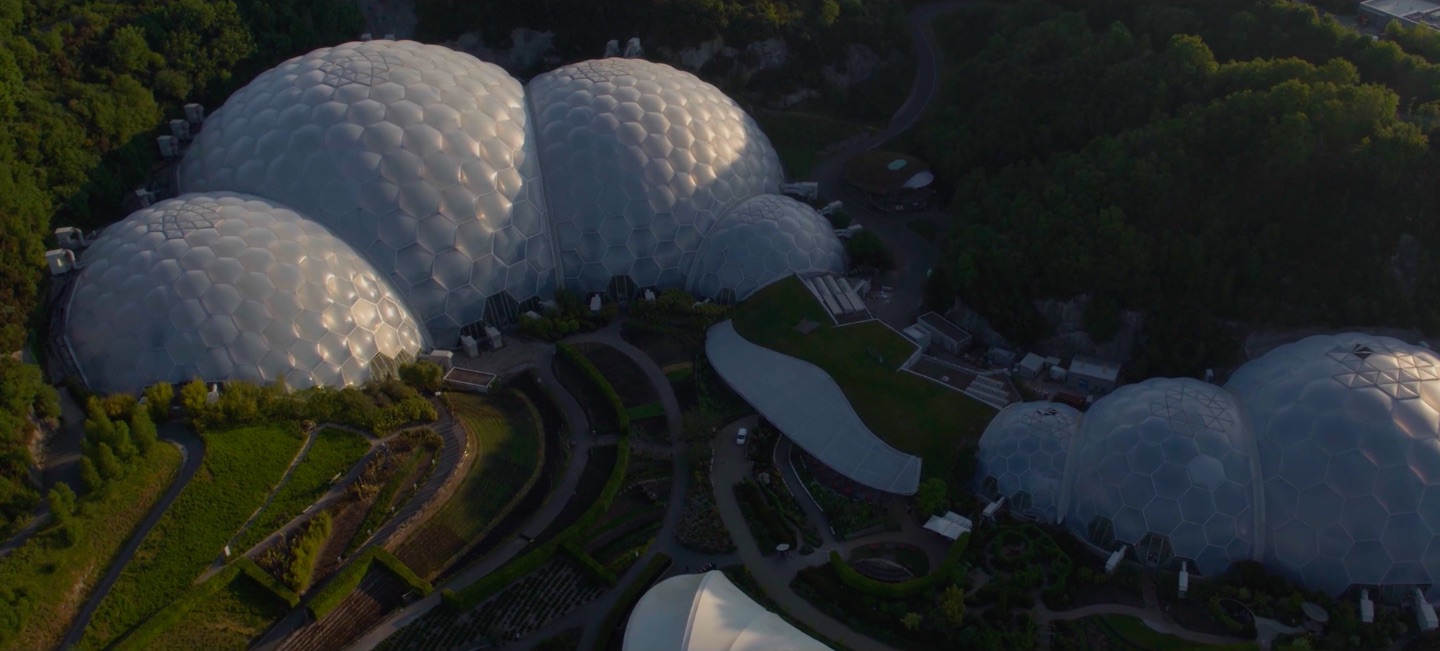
[
  {"xmin": 395, "ymin": 392, "xmax": 543, "ymax": 578},
  {"xmin": 752, "ymin": 109, "xmax": 870, "ymax": 180},
  {"xmin": 232, "ymin": 428, "xmax": 371, "ymax": 552},
  {"xmin": 730, "ymin": 276, "xmax": 994, "ymax": 484},
  {"xmin": 146, "ymin": 573, "xmax": 287, "ymax": 651},
  {"xmin": 81, "ymin": 425, "xmax": 304, "ymax": 650},
  {"xmin": 0, "ymin": 444, "xmax": 181, "ymax": 651}
]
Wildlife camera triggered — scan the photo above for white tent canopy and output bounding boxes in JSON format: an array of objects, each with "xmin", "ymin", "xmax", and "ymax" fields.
[
  {"xmin": 624, "ymin": 571, "xmax": 832, "ymax": 651},
  {"xmin": 923, "ymin": 512, "xmax": 973, "ymax": 540}
]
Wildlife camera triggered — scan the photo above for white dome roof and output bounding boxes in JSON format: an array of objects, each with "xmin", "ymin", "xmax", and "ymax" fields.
[
  {"xmin": 178, "ymin": 40, "xmax": 554, "ymax": 345},
  {"xmin": 624, "ymin": 571, "xmax": 830, "ymax": 651},
  {"xmin": 1227, "ymin": 333, "xmax": 1440, "ymax": 597},
  {"xmin": 528, "ymin": 58, "xmax": 784, "ymax": 292},
  {"xmin": 976, "ymin": 401, "xmax": 1081, "ymax": 523},
  {"xmin": 688, "ymin": 195, "xmax": 844, "ymax": 303},
  {"xmin": 1066, "ymin": 378, "xmax": 1258, "ymax": 576},
  {"xmin": 65, "ymin": 193, "xmax": 424, "ymax": 394}
]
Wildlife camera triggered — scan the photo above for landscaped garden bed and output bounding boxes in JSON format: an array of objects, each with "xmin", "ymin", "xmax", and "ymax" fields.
[
  {"xmin": 577, "ymin": 342, "xmax": 658, "ymax": 409},
  {"xmin": 553, "ymin": 351, "xmax": 621, "ymax": 434},
  {"xmin": 628, "ymin": 414, "xmax": 669, "ymax": 444},
  {"xmin": 734, "ymin": 478, "xmax": 796, "ymax": 555},
  {"xmin": 619, "ymin": 321, "xmax": 697, "ymax": 369},
  {"xmin": 396, "ymin": 391, "xmax": 545, "ymax": 579},
  {"xmin": 792, "ymin": 446, "xmax": 893, "ymax": 539},
  {"xmin": 676, "ymin": 468, "xmax": 735, "ymax": 554},
  {"xmin": 233, "ymin": 427, "xmax": 372, "ymax": 552},
  {"xmin": 81, "ymin": 424, "xmax": 306, "ymax": 650}
]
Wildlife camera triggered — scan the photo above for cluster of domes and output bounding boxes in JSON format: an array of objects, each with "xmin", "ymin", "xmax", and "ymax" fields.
[
  {"xmin": 63, "ymin": 41, "xmax": 844, "ymax": 393},
  {"xmin": 977, "ymin": 334, "xmax": 1440, "ymax": 598}
]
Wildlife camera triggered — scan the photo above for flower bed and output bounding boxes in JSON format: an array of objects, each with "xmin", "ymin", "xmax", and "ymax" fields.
[{"xmin": 676, "ymin": 470, "xmax": 735, "ymax": 554}]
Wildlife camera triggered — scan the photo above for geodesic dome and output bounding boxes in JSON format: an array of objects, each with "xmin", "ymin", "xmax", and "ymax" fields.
[
  {"xmin": 178, "ymin": 40, "xmax": 554, "ymax": 345},
  {"xmin": 1065, "ymin": 378, "xmax": 1259, "ymax": 576},
  {"xmin": 687, "ymin": 195, "xmax": 844, "ymax": 303},
  {"xmin": 527, "ymin": 58, "xmax": 785, "ymax": 293},
  {"xmin": 1226, "ymin": 334, "xmax": 1440, "ymax": 598},
  {"xmin": 976, "ymin": 402, "xmax": 1081, "ymax": 524},
  {"xmin": 64, "ymin": 193, "xmax": 425, "ymax": 394}
]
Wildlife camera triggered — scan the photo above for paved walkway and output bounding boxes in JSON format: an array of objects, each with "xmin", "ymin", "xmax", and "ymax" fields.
[
  {"xmin": 1035, "ymin": 603, "xmax": 1254, "ymax": 647},
  {"xmin": 59, "ymin": 425, "xmax": 204, "ymax": 651}
]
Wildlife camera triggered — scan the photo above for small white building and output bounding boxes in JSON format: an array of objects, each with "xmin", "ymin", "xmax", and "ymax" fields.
[
  {"xmin": 1178, "ymin": 562, "xmax": 1189, "ymax": 598},
  {"xmin": 46, "ymin": 249, "xmax": 76, "ymax": 276},
  {"xmin": 902, "ymin": 325, "xmax": 931, "ymax": 350},
  {"xmin": 1067, "ymin": 355, "xmax": 1121, "ymax": 394},
  {"xmin": 459, "ymin": 335, "xmax": 480, "ymax": 358},
  {"xmin": 917, "ymin": 312, "xmax": 972, "ymax": 354},
  {"xmin": 1416, "ymin": 587, "xmax": 1438, "ymax": 631},
  {"xmin": 1105, "ymin": 546, "xmax": 1127, "ymax": 575},
  {"xmin": 983, "ymin": 497, "xmax": 1004, "ymax": 520},
  {"xmin": 1360, "ymin": 589, "xmax": 1375, "ymax": 624},
  {"xmin": 1016, "ymin": 352, "xmax": 1047, "ymax": 380},
  {"xmin": 923, "ymin": 512, "xmax": 973, "ymax": 540}
]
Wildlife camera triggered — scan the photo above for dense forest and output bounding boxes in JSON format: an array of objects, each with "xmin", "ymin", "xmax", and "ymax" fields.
[
  {"xmin": 0, "ymin": 0, "xmax": 363, "ymax": 531},
  {"xmin": 914, "ymin": 0, "xmax": 1440, "ymax": 378}
]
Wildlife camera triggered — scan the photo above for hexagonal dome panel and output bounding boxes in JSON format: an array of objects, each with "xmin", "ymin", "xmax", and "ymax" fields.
[
  {"xmin": 687, "ymin": 195, "xmax": 844, "ymax": 302},
  {"xmin": 1065, "ymin": 378, "xmax": 1258, "ymax": 576},
  {"xmin": 178, "ymin": 40, "xmax": 555, "ymax": 345},
  {"xmin": 1227, "ymin": 333, "xmax": 1440, "ymax": 598},
  {"xmin": 976, "ymin": 402, "xmax": 1081, "ymax": 524},
  {"xmin": 65, "ymin": 193, "xmax": 425, "ymax": 394},
  {"xmin": 528, "ymin": 58, "xmax": 784, "ymax": 293}
]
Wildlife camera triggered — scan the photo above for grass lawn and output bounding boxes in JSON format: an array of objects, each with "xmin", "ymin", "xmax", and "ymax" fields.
[
  {"xmin": 80, "ymin": 424, "xmax": 304, "ymax": 650},
  {"xmin": 0, "ymin": 444, "xmax": 181, "ymax": 651},
  {"xmin": 1096, "ymin": 615, "xmax": 1258, "ymax": 651},
  {"xmin": 752, "ymin": 109, "xmax": 870, "ymax": 179},
  {"xmin": 396, "ymin": 392, "xmax": 543, "ymax": 578},
  {"xmin": 730, "ymin": 276, "xmax": 995, "ymax": 485},
  {"xmin": 146, "ymin": 573, "xmax": 287, "ymax": 651},
  {"xmin": 232, "ymin": 428, "xmax": 371, "ymax": 552}
]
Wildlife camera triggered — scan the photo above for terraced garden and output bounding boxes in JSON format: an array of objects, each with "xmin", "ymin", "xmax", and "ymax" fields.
[
  {"xmin": 146, "ymin": 571, "xmax": 289, "ymax": 651},
  {"xmin": 233, "ymin": 428, "xmax": 372, "ymax": 552},
  {"xmin": 81, "ymin": 424, "xmax": 306, "ymax": 650},
  {"xmin": 396, "ymin": 392, "xmax": 544, "ymax": 579}
]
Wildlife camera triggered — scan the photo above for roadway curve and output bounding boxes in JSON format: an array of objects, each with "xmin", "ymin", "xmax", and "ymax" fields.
[{"xmin": 58, "ymin": 424, "xmax": 205, "ymax": 651}]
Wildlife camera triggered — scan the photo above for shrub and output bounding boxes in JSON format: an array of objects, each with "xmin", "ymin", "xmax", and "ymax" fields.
[
  {"xmin": 143, "ymin": 382, "xmax": 173, "ymax": 423},
  {"xmin": 286, "ymin": 512, "xmax": 333, "ymax": 593},
  {"xmin": 829, "ymin": 532, "xmax": 970, "ymax": 599},
  {"xmin": 399, "ymin": 361, "xmax": 444, "ymax": 392},
  {"xmin": 560, "ymin": 539, "xmax": 617, "ymax": 586},
  {"xmin": 128, "ymin": 409, "xmax": 157, "ymax": 457},
  {"xmin": 180, "ymin": 379, "xmax": 209, "ymax": 426}
]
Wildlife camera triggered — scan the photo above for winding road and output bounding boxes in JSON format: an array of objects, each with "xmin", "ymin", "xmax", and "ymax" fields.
[{"xmin": 58, "ymin": 424, "xmax": 205, "ymax": 651}]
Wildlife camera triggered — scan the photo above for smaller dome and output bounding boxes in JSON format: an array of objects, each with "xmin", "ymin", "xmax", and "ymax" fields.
[
  {"xmin": 687, "ymin": 195, "xmax": 845, "ymax": 302},
  {"xmin": 65, "ymin": 193, "xmax": 426, "ymax": 394},
  {"xmin": 1066, "ymin": 378, "xmax": 1258, "ymax": 576},
  {"xmin": 976, "ymin": 402, "xmax": 1081, "ymax": 523}
]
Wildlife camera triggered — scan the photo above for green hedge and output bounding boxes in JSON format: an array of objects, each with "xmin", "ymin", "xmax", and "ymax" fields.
[
  {"xmin": 307, "ymin": 547, "xmax": 432, "ymax": 619},
  {"xmin": 112, "ymin": 557, "xmax": 298, "ymax": 651},
  {"xmin": 829, "ymin": 532, "xmax": 970, "ymax": 599},
  {"xmin": 286, "ymin": 513, "xmax": 333, "ymax": 593},
  {"xmin": 561, "ymin": 539, "xmax": 618, "ymax": 586},
  {"xmin": 557, "ymin": 342, "xmax": 630, "ymax": 431},
  {"xmin": 443, "ymin": 438, "xmax": 631, "ymax": 610},
  {"xmin": 590, "ymin": 553, "xmax": 672, "ymax": 651}
]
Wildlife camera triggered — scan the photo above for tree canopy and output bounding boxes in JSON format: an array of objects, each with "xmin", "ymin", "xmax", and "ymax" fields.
[{"xmin": 916, "ymin": 0, "xmax": 1440, "ymax": 377}]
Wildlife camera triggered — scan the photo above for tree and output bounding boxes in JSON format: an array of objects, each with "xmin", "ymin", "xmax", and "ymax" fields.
[
  {"xmin": 916, "ymin": 477, "xmax": 947, "ymax": 517},
  {"xmin": 108, "ymin": 25, "xmax": 159, "ymax": 74},
  {"xmin": 180, "ymin": 378, "xmax": 209, "ymax": 424},
  {"xmin": 940, "ymin": 583, "xmax": 966, "ymax": 628},
  {"xmin": 902, "ymin": 612, "xmax": 922, "ymax": 630},
  {"xmin": 94, "ymin": 443, "xmax": 123, "ymax": 481},
  {"xmin": 79, "ymin": 457, "xmax": 103, "ymax": 494},
  {"xmin": 48, "ymin": 483, "xmax": 77, "ymax": 519},
  {"xmin": 399, "ymin": 361, "xmax": 444, "ymax": 392},
  {"xmin": 144, "ymin": 382, "xmax": 173, "ymax": 423},
  {"xmin": 844, "ymin": 230, "xmax": 893, "ymax": 270},
  {"xmin": 129, "ymin": 409, "xmax": 157, "ymax": 457}
]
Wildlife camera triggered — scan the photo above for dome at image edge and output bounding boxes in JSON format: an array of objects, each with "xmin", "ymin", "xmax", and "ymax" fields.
[
  {"xmin": 178, "ymin": 39, "xmax": 555, "ymax": 345},
  {"xmin": 64, "ymin": 192, "xmax": 426, "ymax": 394}
]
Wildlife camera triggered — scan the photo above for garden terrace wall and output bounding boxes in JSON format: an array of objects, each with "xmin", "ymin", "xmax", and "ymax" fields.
[
  {"xmin": 556, "ymin": 342, "xmax": 630, "ymax": 431},
  {"xmin": 443, "ymin": 437, "xmax": 631, "ymax": 611},
  {"xmin": 829, "ymin": 532, "xmax": 970, "ymax": 598}
]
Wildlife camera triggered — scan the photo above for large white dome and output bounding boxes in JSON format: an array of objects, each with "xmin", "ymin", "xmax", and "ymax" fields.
[
  {"xmin": 1065, "ymin": 378, "xmax": 1259, "ymax": 577},
  {"xmin": 687, "ymin": 194, "xmax": 845, "ymax": 303},
  {"xmin": 1226, "ymin": 334, "xmax": 1440, "ymax": 597},
  {"xmin": 976, "ymin": 402, "xmax": 1081, "ymax": 524},
  {"xmin": 64, "ymin": 193, "xmax": 425, "ymax": 394},
  {"xmin": 527, "ymin": 58, "xmax": 785, "ymax": 293},
  {"xmin": 178, "ymin": 40, "xmax": 555, "ymax": 345}
]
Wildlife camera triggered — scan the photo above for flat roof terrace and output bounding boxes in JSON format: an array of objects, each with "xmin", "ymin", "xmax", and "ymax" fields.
[{"xmin": 706, "ymin": 320, "xmax": 922, "ymax": 494}]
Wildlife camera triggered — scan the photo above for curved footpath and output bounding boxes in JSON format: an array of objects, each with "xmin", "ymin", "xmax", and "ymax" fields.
[{"xmin": 58, "ymin": 425, "xmax": 205, "ymax": 651}]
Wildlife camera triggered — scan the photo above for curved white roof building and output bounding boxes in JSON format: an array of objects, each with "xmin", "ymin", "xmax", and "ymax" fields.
[
  {"xmin": 528, "ymin": 58, "xmax": 785, "ymax": 293},
  {"xmin": 624, "ymin": 571, "xmax": 830, "ymax": 651},
  {"xmin": 65, "ymin": 193, "xmax": 425, "ymax": 394},
  {"xmin": 179, "ymin": 40, "xmax": 555, "ymax": 344}
]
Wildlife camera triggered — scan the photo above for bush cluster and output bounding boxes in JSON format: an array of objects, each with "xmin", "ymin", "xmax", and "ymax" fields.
[
  {"xmin": 285, "ymin": 512, "xmax": 333, "ymax": 593},
  {"xmin": 734, "ymin": 479, "xmax": 794, "ymax": 554},
  {"xmin": 176, "ymin": 377, "xmax": 437, "ymax": 435},
  {"xmin": 517, "ymin": 289, "xmax": 617, "ymax": 341},
  {"xmin": 829, "ymin": 532, "xmax": 970, "ymax": 599}
]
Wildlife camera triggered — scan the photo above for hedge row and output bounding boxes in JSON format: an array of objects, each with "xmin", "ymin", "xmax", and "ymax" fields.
[
  {"xmin": 829, "ymin": 532, "xmax": 971, "ymax": 599},
  {"xmin": 443, "ymin": 437, "xmax": 632, "ymax": 610},
  {"xmin": 287, "ymin": 512, "xmax": 333, "ymax": 593},
  {"xmin": 308, "ymin": 547, "xmax": 432, "ymax": 619},
  {"xmin": 556, "ymin": 342, "xmax": 630, "ymax": 431},
  {"xmin": 113, "ymin": 557, "xmax": 298, "ymax": 651},
  {"xmin": 589, "ymin": 553, "xmax": 673, "ymax": 651},
  {"xmin": 561, "ymin": 539, "xmax": 618, "ymax": 586}
]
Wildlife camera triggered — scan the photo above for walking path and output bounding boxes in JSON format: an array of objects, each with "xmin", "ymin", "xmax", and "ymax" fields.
[
  {"xmin": 1034, "ymin": 603, "xmax": 1253, "ymax": 647},
  {"xmin": 58, "ymin": 425, "xmax": 204, "ymax": 651}
]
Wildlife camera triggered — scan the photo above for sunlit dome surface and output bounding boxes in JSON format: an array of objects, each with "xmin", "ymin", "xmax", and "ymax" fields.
[
  {"xmin": 976, "ymin": 402, "xmax": 1081, "ymax": 524},
  {"xmin": 178, "ymin": 40, "xmax": 554, "ymax": 345},
  {"xmin": 687, "ymin": 195, "xmax": 844, "ymax": 303},
  {"xmin": 1066, "ymin": 378, "xmax": 1259, "ymax": 577},
  {"xmin": 65, "ymin": 193, "xmax": 425, "ymax": 394},
  {"xmin": 1226, "ymin": 334, "xmax": 1440, "ymax": 598},
  {"xmin": 528, "ymin": 58, "xmax": 785, "ymax": 293}
]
